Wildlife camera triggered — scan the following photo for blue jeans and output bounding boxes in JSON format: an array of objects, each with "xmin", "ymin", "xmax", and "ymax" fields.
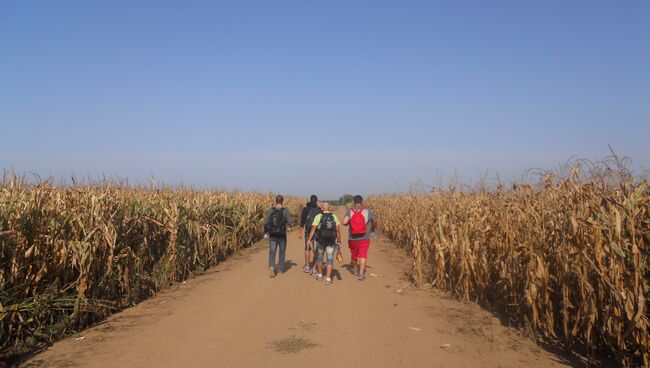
[{"xmin": 269, "ymin": 237, "xmax": 287, "ymax": 269}]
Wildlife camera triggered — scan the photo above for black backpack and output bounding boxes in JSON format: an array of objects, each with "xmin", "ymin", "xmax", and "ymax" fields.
[
  {"xmin": 304, "ymin": 207, "xmax": 321, "ymax": 230},
  {"xmin": 268, "ymin": 208, "xmax": 287, "ymax": 237},
  {"xmin": 317, "ymin": 213, "xmax": 337, "ymax": 242}
]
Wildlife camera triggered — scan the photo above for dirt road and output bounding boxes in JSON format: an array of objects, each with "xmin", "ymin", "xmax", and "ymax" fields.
[{"xmin": 22, "ymin": 208, "xmax": 575, "ymax": 368}]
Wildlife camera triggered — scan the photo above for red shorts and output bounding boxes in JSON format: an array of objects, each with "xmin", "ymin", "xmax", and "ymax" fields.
[{"xmin": 348, "ymin": 239, "xmax": 370, "ymax": 260}]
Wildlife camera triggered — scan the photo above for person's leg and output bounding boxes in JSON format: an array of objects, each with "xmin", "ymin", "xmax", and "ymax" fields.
[
  {"xmin": 310, "ymin": 240, "xmax": 319, "ymax": 272},
  {"xmin": 357, "ymin": 240, "xmax": 370, "ymax": 280},
  {"xmin": 304, "ymin": 249, "xmax": 311, "ymax": 271},
  {"xmin": 315, "ymin": 245, "xmax": 324, "ymax": 279},
  {"xmin": 348, "ymin": 240, "xmax": 359, "ymax": 275},
  {"xmin": 268, "ymin": 238, "xmax": 277, "ymax": 277},
  {"xmin": 278, "ymin": 238, "xmax": 287, "ymax": 272},
  {"xmin": 325, "ymin": 245, "xmax": 334, "ymax": 283},
  {"xmin": 303, "ymin": 232, "xmax": 311, "ymax": 271},
  {"xmin": 359, "ymin": 258, "xmax": 367, "ymax": 278}
]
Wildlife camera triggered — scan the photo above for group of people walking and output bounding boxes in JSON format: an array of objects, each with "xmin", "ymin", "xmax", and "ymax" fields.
[{"xmin": 263, "ymin": 194, "xmax": 376, "ymax": 285}]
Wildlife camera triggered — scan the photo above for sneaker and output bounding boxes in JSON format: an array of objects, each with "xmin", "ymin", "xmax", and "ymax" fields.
[
  {"xmin": 316, "ymin": 274, "xmax": 323, "ymax": 282},
  {"xmin": 325, "ymin": 277, "xmax": 332, "ymax": 285},
  {"xmin": 358, "ymin": 273, "xmax": 365, "ymax": 281},
  {"xmin": 302, "ymin": 264, "xmax": 310, "ymax": 273},
  {"xmin": 269, "ymin": 267, "xmax": 276, "ymax": 278}
]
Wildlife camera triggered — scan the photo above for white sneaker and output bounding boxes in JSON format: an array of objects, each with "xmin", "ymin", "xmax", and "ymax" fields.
[
  {"xmin": 325, "ymin": 277, "xmax": 332, "ymax": 285},
  {"xmin": 316, "ymin": 274, "xmax": 323, "ymax": 281}
]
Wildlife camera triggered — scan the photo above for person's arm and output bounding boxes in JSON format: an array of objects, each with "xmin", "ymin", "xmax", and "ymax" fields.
[
  {"xmin": 298, "ymin": 208, "xmax": 307, "ymax": 239},
  {"xmin": 284, "ymin": 208, "xmax": 292, "ymax": 226},
  {"xmin": 306, "ymin": 225, "xmax": 317, "ymax": 248},
  {"xmin": 264, "ymin": 209, "xmax": 272, "ymax": 230},
  {"xmin": 299, "ymin": 207, "xmax": 307, "ymax": 228},
  {"xmin": 336, "ymin": 224, "xmax": 342, "ymax": 245},
  {"xmin": 342, "ymin": 210, "xmax": 350, "ymax": 226}
]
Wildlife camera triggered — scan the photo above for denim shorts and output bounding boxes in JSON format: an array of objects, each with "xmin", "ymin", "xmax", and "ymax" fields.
[{"xmin": 316, "ymin": 243, "xmax": 337, "ymax": 266}]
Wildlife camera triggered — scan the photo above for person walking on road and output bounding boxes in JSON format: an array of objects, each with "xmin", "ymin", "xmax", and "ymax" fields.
[
  {"xmin": 306, "ymin": 202, "xmax": 341, "ymax": 285},
  {"xmin": 342, "ymin": 195, "xmax": 376, "ymax": 281},
  {"xmin": 264, "ymin": 195, "xmax": 292, "ymax": 278},
  {"xmin": 298, "ymin": 195, "xmax": 321, "ymax": 273}
]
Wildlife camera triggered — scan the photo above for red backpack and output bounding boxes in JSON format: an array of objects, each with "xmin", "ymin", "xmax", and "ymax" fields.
[{"xmin": 349, "ymin": 207, "xmax": 367, "ymax": 236}]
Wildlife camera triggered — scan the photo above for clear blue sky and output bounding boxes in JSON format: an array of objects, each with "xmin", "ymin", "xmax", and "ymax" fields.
[{"xmin": 1, "ymin": 1, "xmax": 648, "ymax": 198}]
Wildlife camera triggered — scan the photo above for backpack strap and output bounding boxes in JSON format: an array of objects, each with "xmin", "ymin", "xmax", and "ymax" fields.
[
  {"xmin": 351, "ymin": 207, "xmax": 364, "ymax": 215},
  {"xmin": 351, "ymin": 207, "xmax": 367, "ymax": 223}
]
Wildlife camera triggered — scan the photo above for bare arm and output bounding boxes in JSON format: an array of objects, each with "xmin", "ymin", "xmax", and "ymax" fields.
[
  {"xmin": 336, "ymin": 225, "xmax": 342, "ymax": 244},
  {"xmin": 298, "ymin": 208, "xmax": 306, "ymax": 239},
  {"xmin": 306, "ymin": 225, "xmax": 317, "ymax": 247},
  {"xmin": 342, "ymin": 213, "xmax": 350, "ymax": 226},
  {"xmin": 299, "ymin": 208, "xmax": 307, "ymax": 229}
]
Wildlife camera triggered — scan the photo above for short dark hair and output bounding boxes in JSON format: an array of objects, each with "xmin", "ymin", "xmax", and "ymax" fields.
[
  {"xmin": 353, "ymin": 195, "xmax": 363, "ymax": 204},
  {"xmin": 310, "ymin": 195, "xmax": 318, "ymax": 203},
  {"xmin": 275, "ymin": 195, "xmax": 284, "ymax": 204}
]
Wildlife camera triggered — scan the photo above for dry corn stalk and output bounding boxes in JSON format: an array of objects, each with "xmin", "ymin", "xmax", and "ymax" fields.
[
  {"xmin": 0, "ymin": 176, "xmax": 301, "ymax": 359},
  {"xmin": 369, "ymin": 160, "xmax": 649, "ymax": 367}
]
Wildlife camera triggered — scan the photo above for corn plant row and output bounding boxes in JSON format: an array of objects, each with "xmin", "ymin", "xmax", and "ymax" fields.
[
  {"xmin": 0, "ymin": 177, "xmax": 301, "ymax": 359},
  {"xmin": 369, "ymin": 165, "xmax": 649, "ymax": 367}
]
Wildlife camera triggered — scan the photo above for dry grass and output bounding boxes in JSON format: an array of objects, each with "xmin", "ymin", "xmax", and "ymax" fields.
[
  {"xmin": 369, "ymin": 158, "xmax": 649, "ymax": 367},
  {"xmin": 0, "ymin": 176, "xmax": 301, "ymax": 359},
  {"xmin": 268, "ymin": 335, "xmax": 319, "ymax": 354}
]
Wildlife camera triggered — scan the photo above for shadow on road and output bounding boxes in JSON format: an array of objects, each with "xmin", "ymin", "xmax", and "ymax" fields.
[{"xmin": 281, "ymin": 260, "xmax": 297, "ymax": 273}]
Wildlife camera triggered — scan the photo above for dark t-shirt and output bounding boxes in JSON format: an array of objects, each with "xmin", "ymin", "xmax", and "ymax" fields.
[{"xmin": 300, "ymin": 203, "xmax": 321, "ymax": 230}]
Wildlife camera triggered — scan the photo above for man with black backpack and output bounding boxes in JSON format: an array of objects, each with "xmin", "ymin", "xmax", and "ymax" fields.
[
  {"xmin": 306, "ymin": 202, "xmax": 341, "ymax": 285},
  {"xmin": 264, "ymin": 195, "xmax": 292, "ymax": 278},
  {"xmin": 298, "ymin": 195, "xmax": 321, "ymax": 273}
]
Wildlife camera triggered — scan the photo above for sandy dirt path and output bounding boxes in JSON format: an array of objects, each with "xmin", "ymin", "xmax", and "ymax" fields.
[{"xmin": 21, "ymin": 208, "xmax": 575, "ymax": 368}]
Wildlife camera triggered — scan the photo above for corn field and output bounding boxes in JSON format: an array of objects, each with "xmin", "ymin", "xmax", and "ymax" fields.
[
  {"xmin": 369, "ymin": 163, "xmax": 649, "ymax": 367},
  {"xmin": 0, "ymin": 176, "xmax": 301, "ymax": 359}
]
